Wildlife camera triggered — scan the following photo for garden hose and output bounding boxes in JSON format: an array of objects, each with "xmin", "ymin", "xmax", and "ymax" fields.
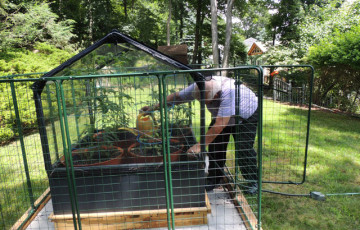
[{"xmin": 216, "ymin": 156, "xmax": 360, "ymax": 200}]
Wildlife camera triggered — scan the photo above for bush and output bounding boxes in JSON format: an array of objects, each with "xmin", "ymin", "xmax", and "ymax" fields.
[
  {"xmin": 307, "ymin": 25, "xmax": 360, "ymax": 112},
  {"xmin": 0, "ymin": 43, "xmax": 73, "ymax": 144}
]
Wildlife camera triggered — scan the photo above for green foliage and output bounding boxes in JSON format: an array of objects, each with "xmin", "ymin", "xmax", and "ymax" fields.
[
  {"xmin": 307, "ymin": 24, "xmax": 360, "ymax": 112},
  {"xmin": 308, "ymin": 25, "xmax": 360, "ymax": 68},
  {"xmin": 262, "ymin": 107, "xmax": 360, "ymax": 230},
  {"xmin": 263, "ymin": 45, "xmax": 302, "ymax": 65},
  {"xmin": 0, "ymin": 43, "xmax": 73, "ymax": 144},
  {"xmin": 0, "ymin": 1, "xmax": 75, "ymax": 50},
  {"xmin": 230, "ymin": 31, "xmax": 248, "ymax": 64},
  {"xmin": 264, "ymin": 0, "xmax": 360, "ymax": 113},
  {"xmin": 0, "ymin": 43, "xmax": 72, "ymax": 75},
  {"xmin": 268, "ymin": 0, "xmax": 306, "ymax": 45},
  {"xmin": 239, "ymin": 0, "xmax": 271, "ymax": 41},
  {"xmin": 297, "ymin": 0, "xmax": 360, "ymax": 56}
]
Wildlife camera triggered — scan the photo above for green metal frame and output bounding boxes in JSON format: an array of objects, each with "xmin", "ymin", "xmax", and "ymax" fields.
[
  {"xmin": 1, "ymin": 66, "xmax": 303, "ymax": 230},
  {"xmin": 261, "ymin": 65, "xmax": 314, "ymax": 185}
]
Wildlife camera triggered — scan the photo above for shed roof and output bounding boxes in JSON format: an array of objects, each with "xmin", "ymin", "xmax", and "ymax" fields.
[
  {"xmin": 244, "ymin": 38, "xmax": 267, "ymax": 56},
  {"xmin": 158, "ymin": 44, "xmax": 188, "ymax": 64}
]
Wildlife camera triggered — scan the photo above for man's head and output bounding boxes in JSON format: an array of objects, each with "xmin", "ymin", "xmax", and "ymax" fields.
[{"xmin": 192, "ymin": 80, "xmax": 221, "ymax": 104}]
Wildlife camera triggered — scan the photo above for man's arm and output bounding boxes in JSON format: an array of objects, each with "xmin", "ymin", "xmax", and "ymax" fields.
[
  {"xmin": 142, "ymin": 92, "xmax": 184, "ymax": 111},
  {"xmin": 187, "ymin": 116, "xmax": 231, "ymax": 153}
]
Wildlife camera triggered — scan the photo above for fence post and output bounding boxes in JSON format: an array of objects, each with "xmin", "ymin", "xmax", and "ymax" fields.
[
  {"xmin": 273, "ymin": 79, "xmax": 277, "ymax": 101},
  {"xmin": 45, "ymin": 84, "xmax": 60, "ymax": 161},
  {"xmin": 10, "ymin": 81, "xmax": 35, "ymax": 209},
  {"xmin": 288, "ymin": 80, "xmax": 292, "ymax": 103},
  {"xmin": 54, "ymin": 81, "xmax": 80, "ymax": 230},
  {"xmin": 158, "ymin": 74, "xmax": 175, "ymax": 230},
  {"xmin": 302, "ymin": 84, "xmax": 305, "ymax": 105}
]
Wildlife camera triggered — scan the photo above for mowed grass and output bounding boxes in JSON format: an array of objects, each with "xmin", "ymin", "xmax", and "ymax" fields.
[
  {"xmin": 261, "ymin": 102, "xmax": 360, "ymax": 230},
  {"xmin": 1, "ymin": 83, "xmax": 359, "ymax": 229},
  {"xmin": 0, "ymin": 115, "xmax": 88, "ymax": 229}
]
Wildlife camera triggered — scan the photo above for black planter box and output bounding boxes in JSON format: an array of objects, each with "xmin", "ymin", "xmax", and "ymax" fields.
[{"xmin": 49, "ymin": 161, "xmax": 205, "ymax": 215}]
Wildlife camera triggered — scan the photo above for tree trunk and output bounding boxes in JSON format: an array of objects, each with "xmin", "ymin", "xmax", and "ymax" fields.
[
  {"xmin": 167, "ymin": 0, "xmax": 172, "ymax": 46},
  {"xmin": 179, "ymin": 3, "xmax": 184, "ymax": 40},
  {"xmin": 222, "ymin": 0, "xmax": 235, "ymax": 72},
  {"xmin": 124, "ymin": 0, "xmax": 128, "ymax": 20},
  {"xmin": 192, "ymin": 0, "xmax": 202, "ymax": 65},
  {"xmin": 210, "ymin": 0, "xmax": 219, "ymax": 68},
  {"xmin": 197, "ymin": 10, "xmax": 206, "ymax": 65},
  {"xmin": 88, "ymin": 0, "xmax": 93, "ymax": 42}
]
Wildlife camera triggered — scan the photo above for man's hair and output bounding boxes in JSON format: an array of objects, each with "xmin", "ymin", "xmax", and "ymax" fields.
[{"xmin": 192, "ymin": 79, "xmax": 222, "ymax": 100}]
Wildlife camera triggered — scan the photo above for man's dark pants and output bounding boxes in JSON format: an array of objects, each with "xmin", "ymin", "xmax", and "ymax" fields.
[{"xmin": 207, "ymin": 111, "xmax": 258, "ymax": 186}]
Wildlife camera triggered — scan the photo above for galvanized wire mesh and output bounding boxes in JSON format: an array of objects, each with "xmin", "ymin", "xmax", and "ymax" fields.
[
  {"xmin": 1, "ymin": 67, "xmax": 265, "ymax": 230},
  {"xmin": 261, "ymin": 66, "xmax": 313, "ymax": 184},
  {"xmin": 0, "ymin": 74, "xmax": 49, "ymax": 229}
]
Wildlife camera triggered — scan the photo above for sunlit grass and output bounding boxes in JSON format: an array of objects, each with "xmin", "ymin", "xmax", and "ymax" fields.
[
  {"xmin": 261, "ymin": 108, "xmax": 360, "ymax": 230},
  {"xmin": 1, "ymin": 85, "xmax": 359, "ymax": 229}
]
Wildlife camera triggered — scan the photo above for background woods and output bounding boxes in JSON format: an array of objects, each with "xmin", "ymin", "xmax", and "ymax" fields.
[
  {"xmin": 0, "ymin": 0, "xmax": 359, "ymax": 153},
  {"xmin": 0, "ymin": 0, "xmax": 360, "ymax": 230}
]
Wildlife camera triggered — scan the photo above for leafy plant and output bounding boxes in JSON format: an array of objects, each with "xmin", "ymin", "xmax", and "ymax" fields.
[{"xmin": 0, "ymin": 2, "xmax": 75, "ymax": 50}]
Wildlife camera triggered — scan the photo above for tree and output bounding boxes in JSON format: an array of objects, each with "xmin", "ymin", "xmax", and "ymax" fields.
[
  {"xmin": 190, "ymin": 0, "xmax": 208, "ymax": 65},
  {"xmin": 267, "ymin": 0, "xmax": 305, "ymax": 45},
  {"xmin": 222, "ymin": 0, "xmax": 235, "ymax": 69},
  {"xmin": 210, "ymin": 0, "xmax": 220, "ymax": 68},
  {"xmin": 167, "ymin": 0, "xmax": 171, "ymax": 45},
  {"xmin": 238, "ymin": 0, "xmax": 271, "ymax": 41},
  {"xmin": 264, "ymin": 0, "xmax": 360, "ymax": 112},
  {"xmin": 307, "ymin": 24, "xmax": 360, "ymax": 112},
  {"xmin": 0, "ymin": 2, "xmax": 75, "ymax": 50}
]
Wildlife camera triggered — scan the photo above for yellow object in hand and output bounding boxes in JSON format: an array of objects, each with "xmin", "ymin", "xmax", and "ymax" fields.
[{"xmin": 136, "ymin": 113, "xmax": 154, "ymax": 136}]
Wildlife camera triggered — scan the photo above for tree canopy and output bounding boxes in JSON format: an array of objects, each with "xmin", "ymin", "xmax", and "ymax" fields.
[
  {"xmin": 0, "ymin": 0, "xmax": 359, "ymax": 113},
  {"xmin": 0, "ymin": 1, "xmax": 75, "ymax": 50}
]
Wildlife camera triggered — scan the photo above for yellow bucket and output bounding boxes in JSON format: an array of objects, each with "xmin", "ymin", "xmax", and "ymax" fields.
[{"xmin": 136, "ymin": 113, "xmax": 155, "ymax": 136}]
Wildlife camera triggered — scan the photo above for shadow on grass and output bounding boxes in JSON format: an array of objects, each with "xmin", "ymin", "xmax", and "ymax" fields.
[
  {"xmin": 261, "ymin": 107, "xmax": 360, "ymax": 230},
  {"xmin": 262, "ymin": 106, "xmax": 309, "ymax": 183},
  {"xmin": 1, "ymin": 179, "xmax": 48, "ymax": 229}
]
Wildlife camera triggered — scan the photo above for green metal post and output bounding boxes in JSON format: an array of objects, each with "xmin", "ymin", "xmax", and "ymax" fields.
[
  {"xmin": 157, "ymin": 75, "xmax": 172, "ymax": 230},
  {"xmin": 54, "ymin": 81, "xmax": 79, "ymax": 230},
  {"xmin": 162, "ymin": 75, "xmax": 175, "ymax": 229},
  {"xmin": 303, "ymin": 66, "xmax": 314, "ymax": 184},
  {"xmin": 256, "ymin": 66, "xmax": 264, "ymax": 230},
  {"xmin": 261, "ymin": 65, "xmax": 314, "ymax": 185},
  {"xmin": 198, "ymin": 80, "xmax": 206, "ymax": 155},
  {"xmin": 10, "ymin": 81, "xmax": 35, "ymax": 209},
  {"xmin": 45, "ymin": 84, "xmax": 60, "ymax": 160},
  {"xmin": 59, "ymin": 81, "xmax": 83, "ymax": 230},
  {"xmin": 70, "ymin": 80, "xmax": 81, "ymax": 141},
  {"xmin": 234, "ymin": 70, "xmax": 241, "ymax": 190}
]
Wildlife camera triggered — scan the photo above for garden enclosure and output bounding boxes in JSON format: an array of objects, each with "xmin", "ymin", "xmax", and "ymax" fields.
[{"xmin": 0, "ymin": 31, "xmax": 314, "ymax": 230}]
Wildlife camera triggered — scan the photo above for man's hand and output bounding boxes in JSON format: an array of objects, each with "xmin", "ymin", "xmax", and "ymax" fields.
[
  {"xmin": 187, "ymin": 143, "xmax": 201, "ymax": 154},
  {"xmin": 140, "ymin": 105, "xmax": 157, "ymax": 114},
  {"xmin": 140, "ymin": 105, "xmax": 152, "ymax": 112},
  {"xmin": 187, "ymin": 143, "xmax": 201, "ymax": 160}
]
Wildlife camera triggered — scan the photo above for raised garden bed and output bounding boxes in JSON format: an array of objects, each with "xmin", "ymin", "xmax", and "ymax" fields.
[
  {"xmin": 49, "ymin": 161, "xmax": 206, "ymax": 215},
  {"xmin": 49, "ymin": 127, "xmax": 205, "ymax": 215}
]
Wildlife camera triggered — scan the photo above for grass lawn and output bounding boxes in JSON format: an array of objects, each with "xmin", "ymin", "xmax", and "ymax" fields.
[
  {"xmin": 1, "ymin": 89, "xmax": 359, "ymax": 229},
  {"xmin": 261, "ymin": 102, "xmax": 360, "ymax": 230},
  {"xmin": 0, "ymin": 115, "xmax": 88, "ymax": 229}
]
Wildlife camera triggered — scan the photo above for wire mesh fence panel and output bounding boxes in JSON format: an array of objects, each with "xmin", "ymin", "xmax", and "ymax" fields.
[
  {"xmin": 261, "ymin": 66, "xmax": 313, "ymax": 184},
  {"xmin": 0, "ymin": 75, "xmax": 49, "ymax": 229},
  {"xmin": 1, "ymin": 32, "xmax": 265, "ymax": 230},
  {"xmin": 1, "ymin": 69, "xmax": 263, "ymax": 230}
]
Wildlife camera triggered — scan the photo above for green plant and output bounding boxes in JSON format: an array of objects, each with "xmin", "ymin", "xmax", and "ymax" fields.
[{"xmin": 0, "ymin": 2, "xmax": 75, "ymax": 50}]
